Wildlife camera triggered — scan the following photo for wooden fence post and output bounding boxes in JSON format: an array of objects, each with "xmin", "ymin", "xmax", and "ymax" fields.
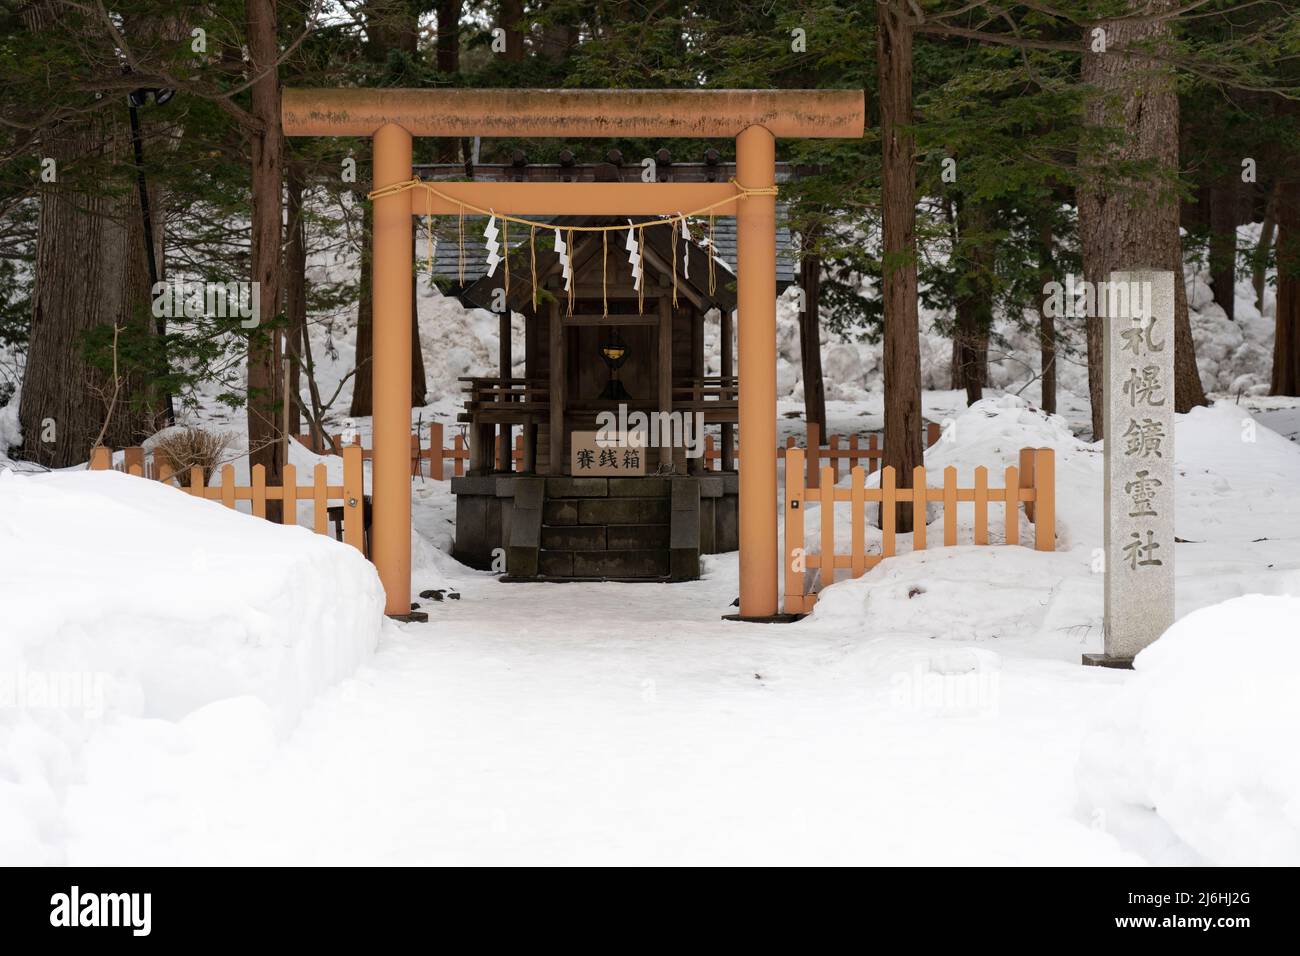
[
  {"xmin": 881, "ymin": 466, "xmax": 896, "ymax": 558},
  {"xmin": 1019, "ymin": 447, "xmax": 1036, "ymax": 523},
  {"xmin": 283, "ymin": 463, "xmax": 298, "ymax": 526},
  {"xmin": 851, "ymin": 466, "xmax": 866, "ymax": 577},
  {"xmin": 829, "ymin": 434, "xmax": 840, "ymax": 484},
  {"xmin": 220, "ymin": 465, "xmax": 236, "ymax": 509},
  {"xmin": 124, "ymin": 446, "xmax": 144, "ymax": 476},
  {"xmin": 913, "ymin": 465, "xmax": 927, "ymax": 551},
  {"xmin": 313, "ymin": 463, "xmax": 328, "ymax": 533},
  {"xmin": 1004, "ymin": 464, "xmax": 1019, "ymax": 546},
  {"xmin": 251, "ymin": 464, "xmax": 267, "ymax": 519},
  {"xmin": 430, "ymin": 423, "xmax": 444, "ymax": 480},
  {"xmin": 974, "ymin": 466, "xmax": 988, "ymax": 545},
  {"xmin": 943, "ymin": 466, "xmax": 957, "ymax": 546},
  {"xmin": 342, "ymin": 444, "xmax": 365, "ymax": 553},
  {"xmin": 1034, "ymin": 448, "xmax": 1055, "ymax": 552},
  {"xmin": 806, "ymin": 420, "xmax": 821, "ymax": 489},
  {"xmin": 820, "ymin": 464, "xmax": 835, "ymax": 589},
  {"xmin": 783, "ymin": 448, "xmax": 806, "ymax": 614},
  {"xmin": 89, "ymin": 447, "xmax": 111, "ymax": 470}
]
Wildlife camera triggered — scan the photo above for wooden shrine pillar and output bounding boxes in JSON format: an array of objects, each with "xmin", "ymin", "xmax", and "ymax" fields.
[
  {"xmin": 497, "ymin": 308, "xmax": 512, "ymax": 471},
  {"xmin": 372, "ymin": 123, "xmax": 413, "ymax": 616},
  {"xmin": 735, "ymin": 124, "xmax": 778, "ymax": 618},
  {"xmin": 523, "ymin": 305, "xmax": 539, "ymax": 473},
  {"xmin": 548, "ymin": 297, "xmax": 565, "ymax": 474},
  {"xmin": 720, "ymin": 306, "xmax": 735, "ymax": 472},
  {"xmin": 688, "ymin": 304, "xmax": 705, "ymax": 475},
  {"xmin": 658, "ymin": 296, "xmax": 674, "ymax": 471}
]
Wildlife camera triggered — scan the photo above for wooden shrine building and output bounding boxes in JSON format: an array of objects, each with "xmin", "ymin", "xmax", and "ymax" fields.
[{"xmin": 429, "ymin": 158, "xmax": 798, "ymax": 581}]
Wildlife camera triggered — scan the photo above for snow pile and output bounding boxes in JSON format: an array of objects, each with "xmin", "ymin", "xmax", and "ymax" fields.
[
  {"xmin": 0, "ymin": 390, "xmax": 19, "ymax": 458},
  {"xmin": 802, "ymin": 396, "xmax": 1092, "ymax": 637},
  {"xmin": 1186, "ymin": 270, "xmax": 1276, "ymax": 396},
  {"xmin": 0, "ymin": 467, "xmax": 384, "ymax": 862},
  {"xmin": 1077, "ymin": 595, "xmax": 1300, "ymax": 865}
]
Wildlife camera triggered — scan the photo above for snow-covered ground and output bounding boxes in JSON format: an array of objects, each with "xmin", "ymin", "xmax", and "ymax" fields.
[
  {"xmin": 2, "ymin": 219, "xmax": 1298, "ymax": 865},
  {"xmin": 0, "ymin": 469, "xmax": 385, "ymax": 863},
  {"xmin": 4, "ymin": 394, "xmax": 1299, "ymax": 865}
]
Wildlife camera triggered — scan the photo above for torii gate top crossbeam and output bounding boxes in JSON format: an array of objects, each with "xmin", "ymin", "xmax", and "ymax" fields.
[{"xmin": 281, "ymin": 88, "xmax": 865, "ymax": 139}]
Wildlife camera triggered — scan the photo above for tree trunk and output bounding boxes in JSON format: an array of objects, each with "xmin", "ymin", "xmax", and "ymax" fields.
[
  {"xmin": 350, "ymin": 198, "xmax": 375, "ymax": 418},
  {"xmin": 18, "ymin": 119, "xmax": 160, "ymax": 465},
  {"xmin": 436, "ymin": 0, "xmax": 463, "ymax": 163},
  {"xmin": 246, "ymin": 0, "xmax": 284, "ymax": 514},
  {"xmin": 877, "ymin": 1, "xmax": 923, "ymax": 533},
  {"xmin": 351, "ymin": 1, "xmax": 429, "ymax": 415},
  {"xmin": 1254, "ymin": 180, "xmax": 1279, "ymax": 312},
  {"xmin": 285, "ymin": 160, "xmax": 307, "ymax": 436},
  {"xmin": 367, "ymin": 0, "xmax": 419, "ymax": 53},
  {"xmin": 1272, "ymin": 179, "xmax": 1300, "ymax": 396},
  {"xmin": 411, "ymin": 272, "xmax": 427, "ymax": 405},
  {"xmin": 1038, "ymin": 221, "xmax": 1057, "ymax": 415},
  {"xmin": 952, "ymin": 199, "xmax": 994, "ymax": 406},
  {"xmin": 1209, "ymin": 177, "xmax": 1238, "ymax": 321},
  {"xmin": 500, "ymin": 0, "xmax": 525, "ymax": 61},
  {"xmin": 799, "ymin": 249, "xmax": 826, "ymax": 434},
  {"xmin": 1078, "ymin": 0, "xmax": 1206, "ymax": 440},
  {"xmin": 17, "ymin": 2, "xmax": 160, "ymax": 466}
]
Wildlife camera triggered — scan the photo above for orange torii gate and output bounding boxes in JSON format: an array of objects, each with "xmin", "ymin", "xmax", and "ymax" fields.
[{"xmin": 281, "ymin": 88, "xmax": 865, "ymax": 620}]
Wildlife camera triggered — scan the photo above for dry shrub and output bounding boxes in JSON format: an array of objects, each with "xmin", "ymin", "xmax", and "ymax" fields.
[{"xmin": 152, "ymin": 427, "xmax": 233, "ymax": 484}]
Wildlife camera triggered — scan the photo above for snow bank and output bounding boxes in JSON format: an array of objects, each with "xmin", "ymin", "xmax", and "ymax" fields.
[
  {"xmin": 0, "ymin": 467, "xmax": 384, "ymax": 862},
  {"xmin": 1077, "ymin": 595, "xmax": 1300, "ymax": 865}
]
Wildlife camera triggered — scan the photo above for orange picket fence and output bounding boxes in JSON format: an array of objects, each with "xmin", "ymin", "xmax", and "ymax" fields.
[
  {"xmin": 782, "ymin": 446, "xmax": 1056, "ymax": 614},
  {"xmin": 88, "ymin": 444, "xmax": 368, "ymax": 553},
  {"xmin": 295, "ymin": 423, "xmax": 526, "ymax": 479},
  {"xmin": 703, "ymin": 421, "xmax": 943, "ymax": 487}
]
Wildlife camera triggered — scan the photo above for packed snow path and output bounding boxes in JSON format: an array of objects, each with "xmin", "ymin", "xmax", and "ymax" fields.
[{"xmin": 64, "ymin": 556, "xmax": 1142, "ymax": 866}]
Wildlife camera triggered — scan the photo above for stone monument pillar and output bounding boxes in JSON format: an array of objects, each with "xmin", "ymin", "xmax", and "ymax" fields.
[{"xmin": 1086, "ymin": 270, "xmax": 1176, "ymax": 668}]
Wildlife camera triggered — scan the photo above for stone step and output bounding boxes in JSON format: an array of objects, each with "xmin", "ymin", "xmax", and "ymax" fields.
[
  {"xmin": 605, "ymin": 523, "xmax": 671, "ymax": 550},
  {"xmin": 538, "ymin": 523, "xmax": 671, "ymax": 551},
  {"xmin": 537, "ymin": 549, "xmax": 671, "ymax": 579},
  {"xmin": 540, "ymin": 525, "xmax": 606, "ymax": 551},
  {"xmin": 543, "ymin": 496, "xmax": 670, "ymax": 526}
]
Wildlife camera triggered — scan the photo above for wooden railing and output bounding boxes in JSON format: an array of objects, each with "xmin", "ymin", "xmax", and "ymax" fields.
[
  {"xmin": 294, "ymin": 424, "xmax": 502, "ymax": 479},
  {"xmin": 88, "ymin": 444, "xmax": 368, "ymax": 552},
  {"xmin": 782, "ymin": 446, "xmax": 1056, "ymax": 614},
  {"xmin": 702, "ymin": 421, "xmax": 943, "ymax": 484}
]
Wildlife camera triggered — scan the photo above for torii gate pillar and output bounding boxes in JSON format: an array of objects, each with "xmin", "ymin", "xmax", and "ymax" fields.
[
  {"xmin": 372, "ymin": 123, "xmax": 413, "ymax": 616},
  {"xmin": 735, "ymin": 124, "xmax": 778, "ymax": 618},
  {"xmin": 283, "ymin": 88, "xmax": 864, "ymax": 622}
]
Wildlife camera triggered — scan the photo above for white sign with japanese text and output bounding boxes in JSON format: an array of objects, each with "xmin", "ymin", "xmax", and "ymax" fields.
[{"xmin": 570, "ymin": 431, "xmax": 648, "ymax": 476}]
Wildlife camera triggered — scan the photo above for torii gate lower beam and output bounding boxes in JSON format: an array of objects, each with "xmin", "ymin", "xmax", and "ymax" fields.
[{"xmin": 284, "ymin": 88, "xmax": 864, "ymax": 621}]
